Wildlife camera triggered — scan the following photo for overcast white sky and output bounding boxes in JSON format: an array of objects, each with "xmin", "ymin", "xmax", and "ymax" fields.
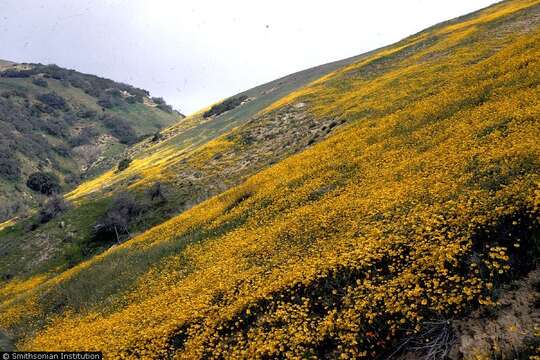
[{"xmin": 0, "ymin": 0, "xmax": 497, "ymax": 114}]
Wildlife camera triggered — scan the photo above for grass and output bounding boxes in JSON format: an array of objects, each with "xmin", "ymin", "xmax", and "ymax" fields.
[{"xmin": 109, "ymin": 103, "xmax": 179, "ymax": 136}]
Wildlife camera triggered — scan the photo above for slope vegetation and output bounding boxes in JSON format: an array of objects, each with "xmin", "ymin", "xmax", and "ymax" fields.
[
  {"xmin": 0, "ymin": 62, "xmax": 180, "ymax": 220},
  {"xmin": 1, "ymin": 0, "xmax": 540, "ymax": 358},
  {"xmin": 65, "ymin": 48, "xmax": 375, "ymax": 202}
]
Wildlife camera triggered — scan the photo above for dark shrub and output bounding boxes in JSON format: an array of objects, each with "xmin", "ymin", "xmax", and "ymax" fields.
[
  {"xmin": 64, "ymin": 174, "xmax": 80, "ymax": 187},
  {"xmin": 37, "ymin": 196, "xmax": 70, "ymax": 224},
  {"xmin": 117, "ymin": 158, "xmax": 132, "ymax": 172},
  {"xmin": 53, "ymin": 145, "xmax": 71, "ymax": 157},
  {"xmin": 203, "ymin": 95, "xmax": 247, "ymax": 118},
  {"xmin": 67, "ymin": 76, "xmax": 91, "ymax": 91},
  {"xmin": 107, "ymin": 88, "xmax": 122, "ymax": 97},
  {"xmin": 97, "ymin": 95, "xmax": 114, "ymax": 109},
  {"xmin": 31, "ymin": 102, "xmax": 54, "ymax": 114},
  {"xmin": 41, "ymin": 117, "xmax": 69, "ymax": 137},
  {"xmin": 1, "ymin": 69, "xmax": 33, "ymax": 78},
  {"xmin": 132, "ymin": 93, "xmax": 144, "ymax": 103},
  {"xmin": 84, "ymin": 87, "xmax": 100, "ymax": 98},
  {"xmin": 77, "ymin": 108, "xmax": 97, "ymax": 119},
  {"xmin": 98, "ymin": 93, "xmax": 125, "ymax": 109},
  {"xmin": 136, "ymin": 134, "xmax": 153, "ymax": 143},
  {"xmin": 32, "ymin": 78, "xmax": 48, "ymax": 88},
  {"xmin": 152, "ymin": 98, "xmax": 173, "ymax": 112},
  {"xmin": 1, "ymin": 90, "xmax": 27, "ymax": 99},
  {"xmin": 151, "ymin": 131, "xmax": 163, "ymax": 142},
  {"xmin": 36, "ymin": 92, "xmax": 67, "ymax": 110},
  {"xmin": 147, "ymin": 182, "xmax": 167, "ymax": 203},
  {"xmin": 44, "ymin": 64, "xmax": 67, "ymax": 80},
  {"xmin": 152, "ymin": 97, "xmax": 166, "ymax": 105},
  {"xmin": 12, "ymin": 63, "xmax": 152, "ymax": 106},
  {"xmin": 69, "ymin": 127, "xmax": 100, "ymax": 147},
  {"xmin": 0, "ymin": 155, "xmax": 21, "ymax": 181},
  {"xmin": 26, "ymin": 172, "xmax": 61, "ymax": 195},
  {"xmin": 157, "ymin": 103, "xmax": 173, "ymax": 113},
  {"xmin": 93, "ymin": 192, "xmax": 143, "ymax": 243},
  {"xmin": 62, "ymin": 113, "xmax": 78, "ymax": 125},
  {"xmin": 101, "ymin": 115, "xmax": 138, "ymax": 145}
]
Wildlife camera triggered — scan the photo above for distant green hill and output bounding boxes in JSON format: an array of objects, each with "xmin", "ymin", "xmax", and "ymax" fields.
[{"xmin": 0, "ymin": 62, "xmax": 181, "ymax": 220}]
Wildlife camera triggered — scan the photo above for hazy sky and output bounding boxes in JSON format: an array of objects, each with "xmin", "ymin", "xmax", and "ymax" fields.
[{"xmin": 0, "ymin": 0, "xmax": 497, "ymax": 114}]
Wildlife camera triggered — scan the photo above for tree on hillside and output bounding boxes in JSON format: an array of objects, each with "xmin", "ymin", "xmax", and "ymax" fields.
[
  {"xmin": 32, "ymin": 78, "xmax": 48, "ymax": 88},
  {"xmin": 93, "ymin": 192, "xmax": 143, "ymax": 243},
  {"xmin": 37, "ymin": 195, "xmax": 70, "ymax": 224},
  {"xmin": 117, "ymin": 158, "xmax": 132, "ymax": 172},
  {"xmin": 26, "ymin": 172, "xmax": 61, "ymax": 195},
  {"xmin": 36, "ymin": 92, "xmax": 67, "ymax": 110}
]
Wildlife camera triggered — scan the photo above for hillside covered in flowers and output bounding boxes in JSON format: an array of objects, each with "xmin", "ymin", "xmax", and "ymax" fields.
[{"xmin": 0, "ymin": 0, "xmax": 539, "ymax": 358}]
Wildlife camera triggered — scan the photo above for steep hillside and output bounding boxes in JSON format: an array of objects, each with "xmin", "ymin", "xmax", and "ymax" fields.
[
  {"xmin": 0, "ymin": 62, "xmax": 181, "ymax": 220},
  {"xmin": 0, "ymin": 39, "xmax": 379, "ymax": 280},
  {"xmin": 1, "ymin": 0, "xmax": 540, "ymax": 358}
]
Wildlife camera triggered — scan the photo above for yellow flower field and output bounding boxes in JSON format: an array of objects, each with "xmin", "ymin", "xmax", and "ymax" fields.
[{"xmin": 1, "ymin": 0, "xmax": 539, "ymax": 358}]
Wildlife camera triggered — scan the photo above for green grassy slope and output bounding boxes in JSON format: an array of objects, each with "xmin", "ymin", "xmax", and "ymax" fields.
[
  {"xmin": 0, "ymin": 0, "xmax": 539, "ymax": 358},
  {"xmin": 0, "ymin": 63, "xmax": 180, "ymax": 221}
]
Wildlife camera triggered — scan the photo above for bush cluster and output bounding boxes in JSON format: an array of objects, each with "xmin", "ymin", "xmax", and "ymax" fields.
[
  {"xmin": 26, "ymin": 172, "xmax": 61, "ymax": 195},
  {"xmin": 101, "ymin": 115, "xmax": 138, "ymax": 145},
  {"xmin": 37, "ymin": 196, "xmax": 70, "ymax": 224},
  {"xmin": 69, "ymin": 127, "xmax": 100, "ymax": 147},
  {"xmin": 32, "ymin": 78, "xmax": 48, "ymax": 88},
  {"xmin": 117, "ymin": 158, "xmax": 132, "ymax": 172},
  {"xmin": 203, "ymin": 95, "xmax": 247, "ymax": 118},
  {"xmin": 36, "ymin": 92, "xmax": 68, "ymax": 111},
  {"xmin": 0, "ymin": 154, "xmax": 21, "ymax": 181},
  {"xmin": 92, "ymin": 192, "xmax": 143, "ymax": 243}
]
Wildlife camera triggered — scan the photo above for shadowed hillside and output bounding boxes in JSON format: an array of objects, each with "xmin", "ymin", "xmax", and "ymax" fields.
[{"xmin": 0, "ymin": 0, "xmax": 539, "ymax": 358}]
